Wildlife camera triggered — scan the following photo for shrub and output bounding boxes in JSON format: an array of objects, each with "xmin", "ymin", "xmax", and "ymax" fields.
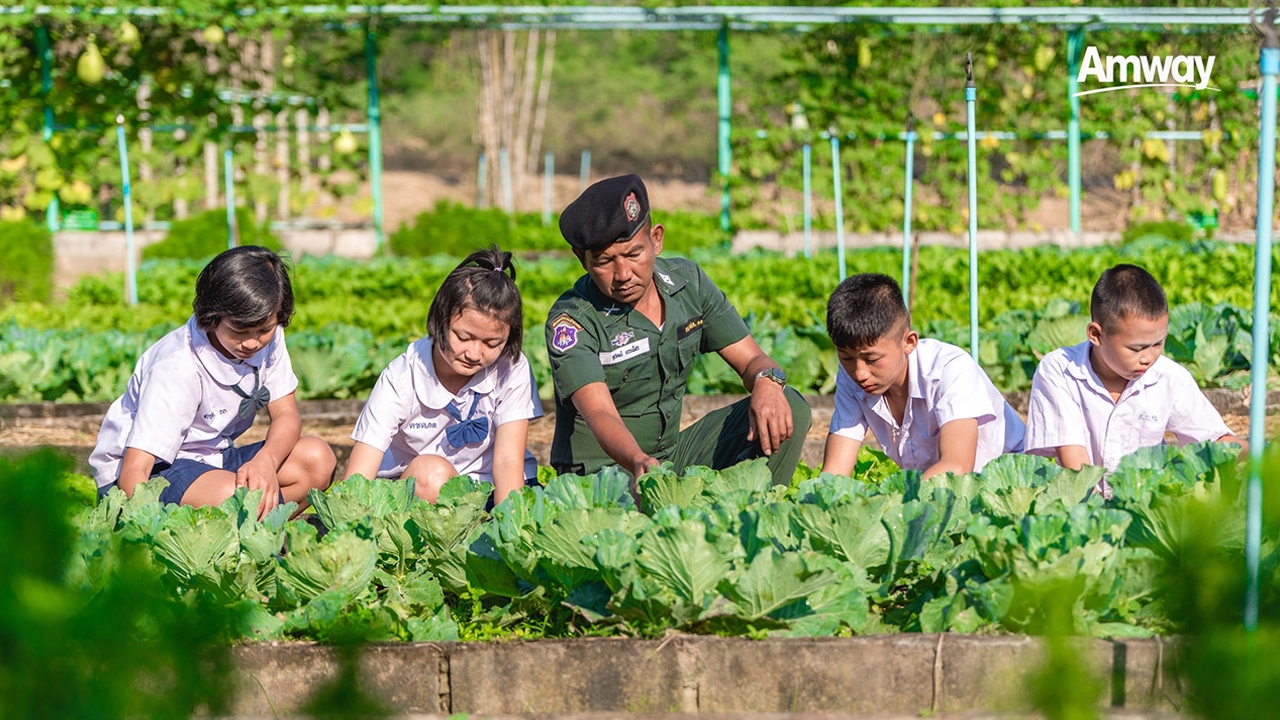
[
  {"xmin": 390, "ymin": 201, "xmax": 516, "ymax": 257},
  {"xmin": 0, "ymin": 220, "xmax": 53, "ymax": 303},
  {"xmin": 391, "ymin": 201, "xmax": 730, "ymax": 258},
  {"xmin": 142, "ymin": 208, "xmax": 282, "ymax": 260},
  {"xmin": 1121, "ymin": 220, "xmax": 1193, "ymax": 245}
]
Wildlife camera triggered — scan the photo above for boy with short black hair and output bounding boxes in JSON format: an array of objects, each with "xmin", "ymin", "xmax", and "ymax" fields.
[
  {"xmin": 822, "ymin": 273, "xmax": 1025, "ymax": 478},
  {"xmin": 1025, "ymin": 263, "xmax": 1245, "ymax": 482}
]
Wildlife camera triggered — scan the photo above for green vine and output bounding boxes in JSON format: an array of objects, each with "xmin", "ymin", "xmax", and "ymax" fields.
[{"xmin": 736, "ymin": 22, "xmax": 1260, "ymax": 233}]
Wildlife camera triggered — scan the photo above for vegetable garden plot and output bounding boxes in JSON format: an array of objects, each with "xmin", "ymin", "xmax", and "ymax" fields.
[
  {"xmin": 2, "ymin": 239, "xmax": 1277, "ymax": 403},
  {"xmin": 65, "ymin": 440, "xmax": 1274, "ymax": 642}
]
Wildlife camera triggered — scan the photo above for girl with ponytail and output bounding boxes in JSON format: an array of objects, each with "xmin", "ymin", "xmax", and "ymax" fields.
[{"xmin": 343, "ymin": 247, "xmax": 542, "ymax": 506}]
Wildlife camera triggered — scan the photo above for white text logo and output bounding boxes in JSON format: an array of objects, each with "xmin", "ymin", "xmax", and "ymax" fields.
[{"xmin": 1075, "ymin": 46, "xmax": 1217, "ymax": 97}]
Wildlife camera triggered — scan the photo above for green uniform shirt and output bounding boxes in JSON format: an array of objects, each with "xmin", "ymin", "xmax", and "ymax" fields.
[{"xmin": 546, "ymin": 256, "xmax": 750, "ymax": 474}]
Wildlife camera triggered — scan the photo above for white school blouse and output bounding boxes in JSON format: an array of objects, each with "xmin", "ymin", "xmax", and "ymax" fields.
[
  {"xmin": 1025, "ymin": 341, "xmax": 1232, "ymax": 471},
  {"xmin": 350, "ymin": 337, "xmax": 543, "ymax": 482},
  {"xmin": 829, "ymin": 338, "xmax": 1026, "ymax": 473},
  {"xmin": 89, "ymin": 315, "xmax": 298, "ymax": 488}
]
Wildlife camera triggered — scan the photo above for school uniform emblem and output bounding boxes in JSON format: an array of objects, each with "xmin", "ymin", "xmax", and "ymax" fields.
[
  {"xmin": 551, "ymin": 313, "xmax": 583, "ymax": 352},
  {"xmin": 624, "ymin": 192, "xmax": 641, "ymax": 221},
  {"xmin": 611, "ymin": 331, "xmax": 636, "ymax": 348}
]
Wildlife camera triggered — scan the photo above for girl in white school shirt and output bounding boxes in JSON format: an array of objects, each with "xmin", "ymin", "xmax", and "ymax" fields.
[
  {"xmin": 90, "ymin": 246, "xmax": 337, "ymax": 520},
  {"xmin": 342, "ymin": 247, "xmax": 542, "ymax": 507}
]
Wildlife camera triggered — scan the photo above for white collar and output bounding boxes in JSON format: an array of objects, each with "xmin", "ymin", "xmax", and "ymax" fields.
[
  {"xmin": 410, "ymin": 336, "xmax": 497, "ymax": 410},
  {"xmin": 1063, "ymin": 340, "xmax": 1163, "ymax": 396},
  {"xmin": 188, "ymin": 315, "xmax": 269, "ymax": 387}
]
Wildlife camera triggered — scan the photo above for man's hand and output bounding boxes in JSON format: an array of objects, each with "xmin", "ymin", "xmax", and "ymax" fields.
[
  {"xmin": 748, "ymin": 379, "xmax": 793, "ymax": 456},
  {"xmin": 629, "ymin": 454, "xmax": 661, "ymax": 509},
  {"xmin": 716, "ymin": 337, "xmax": 794, "ymax": 457},
  {"xmin": 237, "ymin": 451, "xmax": 282, "ymax": 520}
]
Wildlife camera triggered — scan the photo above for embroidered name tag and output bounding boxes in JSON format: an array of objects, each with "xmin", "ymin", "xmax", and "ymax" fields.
[
  {"xmin": 407, "ymin": 421, "xmax": 439, "ymax": 430},
  {"xmin": 599, "ymin": 337, "xmax": 651, "ymax": 365},
  {"xmin": 677, "ymin": 316, "xmax": 704, "ymax": 339}
]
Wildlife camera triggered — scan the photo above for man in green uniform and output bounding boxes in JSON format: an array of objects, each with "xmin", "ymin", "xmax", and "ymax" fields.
[{"xmin": 546, "ymin": 174, "xmax": 811, "ymax": 489}]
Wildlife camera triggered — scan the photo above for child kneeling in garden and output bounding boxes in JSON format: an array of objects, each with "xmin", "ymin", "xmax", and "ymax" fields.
[
  {"xmin": 821, "ymin": 273, "xmax": 1025, "ymax": 479},
  {"xmin": 342, "ymin": 247, "xmax": 542, "ymax": 507},
  {"xmin": 90, "ymin": 245, "xmax": 336, "ymax": 519},
  {"xmin": 1025, "ymin": 263, "xmax": 1245, "ymax": 495}
]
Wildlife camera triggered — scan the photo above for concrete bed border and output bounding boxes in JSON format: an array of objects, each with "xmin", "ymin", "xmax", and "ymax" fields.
[{"xmin": 229, "ymin": 635, "xmax": 1185, "ymax": 716}]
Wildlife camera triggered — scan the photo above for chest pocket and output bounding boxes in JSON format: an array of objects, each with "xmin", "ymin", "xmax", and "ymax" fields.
[
  {"xmin": 675, "ymin": 315, "xmax": 704, "ymax": 371},
  {"xmin": 605, "ymin": 353, "xmax": 657, "ymax": 416}
]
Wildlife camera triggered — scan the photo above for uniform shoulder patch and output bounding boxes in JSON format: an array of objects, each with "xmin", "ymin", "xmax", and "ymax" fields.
[{"xmin": 550, "ymin": 313, "xmax": 584, "ymax": 353}]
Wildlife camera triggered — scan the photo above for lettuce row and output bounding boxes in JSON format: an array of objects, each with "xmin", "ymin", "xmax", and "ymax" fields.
[{"xmin": 68, "ymin": 442, "xmax": 1267, "ymax": 640}]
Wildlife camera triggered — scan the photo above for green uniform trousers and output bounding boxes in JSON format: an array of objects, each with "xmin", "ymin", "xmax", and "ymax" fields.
[{"xmin": 665, "ymin": 387, "xmax": 811, "ymax": 486}]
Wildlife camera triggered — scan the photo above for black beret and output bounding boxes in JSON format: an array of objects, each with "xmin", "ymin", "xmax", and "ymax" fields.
[{"xmin": 558, "ymin": 174, "xmax": 650, "ymax": 251}]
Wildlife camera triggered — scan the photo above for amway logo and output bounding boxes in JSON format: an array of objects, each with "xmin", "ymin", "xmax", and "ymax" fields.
[{"xmin": 1074, "ymin": 46, "xmax": 1217, "ymax": 97}]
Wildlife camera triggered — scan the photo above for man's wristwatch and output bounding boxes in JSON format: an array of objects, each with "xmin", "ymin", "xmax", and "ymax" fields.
[{"xmin": 755, "ymin": 367, "xmax": 787, "ymax": 388}]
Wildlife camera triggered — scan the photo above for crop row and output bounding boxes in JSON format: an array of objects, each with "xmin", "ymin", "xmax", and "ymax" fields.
[
  {"xmin": 2, "ymin": 237, "xmax": 1276, "ymax": 402},
  {"xmin": 61, "ymin": 440, "xmax": 1274, "ymax": 643}
]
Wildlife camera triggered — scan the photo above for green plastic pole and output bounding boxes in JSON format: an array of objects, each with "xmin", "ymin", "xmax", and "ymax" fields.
[
  {"xmin": 224, "ymin": 148, "xmax": 237, "ymax": 249},
  {"xmin": 38, "ymin": 25, "xmax": 59, "ymax": 232},
  {"xmin": 116, "ymin": 116, "xmax": 137, "ymax": 306},
  {"xmin": 1068, "ymin": 28, "xmax": 1084, "ymax": 234},
  {"xmin": 965, "ymin": 53, "xmax": 980, "ymax": 363},
  {"xmin": 1245, "ymin": 6, "xmax": 1279, "ymax": 633},
  {"xmin": 365, "ymin": 26, "xmax": 385, "ymax": 253},
  {"xmin": 831, "ymin": 135, "xmax": 846, "ymax": 281},
  {"xmin": 902, "ymin": 114, "xmax": 916, "ymax": 304},
  {"xmin": 717, "ymin": 23, "xmax": 731, "ymax": 232},
  {"xmin": 802, "ymin": 143, "xmax": 812, "ymax": 259}
]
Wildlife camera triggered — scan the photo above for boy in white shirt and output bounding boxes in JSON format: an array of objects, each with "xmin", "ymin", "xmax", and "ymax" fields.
[
  {"xmin": 822, "ymin": 273, "xmax": 1025, "ymax": 478},
  {"xmin": 1025, "ymin": 264, "xmax": 1245, "ymax": 485},
  {"xmin": 91, "ymin": 246, "xmax": 336, "ymax": 519}
]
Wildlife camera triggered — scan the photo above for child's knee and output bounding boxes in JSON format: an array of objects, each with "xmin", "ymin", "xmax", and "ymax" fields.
[
  {"xmin": 181, "ymin": 471, "xmax": 237, "ymax": 507},
  {"xmin": 403, "ymin": 454, "xmax": 459, "ymax": 502},
  {"xmin": 290, "ymin": 436, "xmax": 337, "ymax": 489}
]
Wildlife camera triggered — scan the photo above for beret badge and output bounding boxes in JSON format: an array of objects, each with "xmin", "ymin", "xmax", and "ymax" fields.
[{"xmin": 624, "ymin": 193, "xmax": 641, "ymax": 222}]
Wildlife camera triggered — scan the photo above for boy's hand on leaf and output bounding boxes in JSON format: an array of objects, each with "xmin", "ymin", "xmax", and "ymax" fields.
[{"xmin": 237, "ymin": 455, "xmax": 281, "ymax": 521}]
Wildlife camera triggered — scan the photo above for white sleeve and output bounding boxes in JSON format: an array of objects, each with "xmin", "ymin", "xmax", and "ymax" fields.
[
  {"xmin": 932, "ymin": 355, "xmax": 998, "ymax": 427},
  {"xmin": 493, "ymin": 354, "xmax": 542, "ymax": 426},
  {"xmin": 125, "ymin": 360, "xmax": 202, "ymax": 463},
  {"xmin": 828, "ymin": 366, "xmax": 868, "ymax": 441},
  {"xmin": 351, "ymin": 362, "xmax": 415, "ymax": 452},
  {"xmin": 1024, "ymin": 355, "xmax": 1089, "ymax": 456},
  {"xmin": 1166, "ymin": 366, "xmax": 1232, "ymax": 444}
]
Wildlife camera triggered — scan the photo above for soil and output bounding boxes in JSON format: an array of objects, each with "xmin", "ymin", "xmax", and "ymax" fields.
[
  {"xmin": 336, "ymin": 170, "xmax": 1155, "ymax": 238},
  {"xmin": 338, "ymin": 170, "xmax": 722, "ymax": 235},
  {"xmin": 3, "ymin": 408, "xmax": 1268, "ymax": 472}
]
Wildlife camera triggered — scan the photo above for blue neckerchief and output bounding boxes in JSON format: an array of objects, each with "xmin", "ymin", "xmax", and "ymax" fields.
[
  {"xmin": 443, "ymin": 394, "xmax": 489, "ymax": 448},
  {"xmin": 229, "ymin": 365, "xmax": 271, "ymax": 420}
]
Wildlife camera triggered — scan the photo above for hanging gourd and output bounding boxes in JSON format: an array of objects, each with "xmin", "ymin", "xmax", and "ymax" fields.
[
  {"xmin": 203, "ymin": 25, "xmax": 225, "ymax": 45},
  {"xmin": 77, "ymin": 37, "xmax": 106, "ymax": 85},
  {"xmin": 118, "ymin": 21, "xmax": 140, "ymax": 48},
  {"xmin": 857, "ymin": 39, "xmax": 872, "ymax": 68},
  {"xmin": 334, "ymin": 128, "xmax": 359, "ymax": 155},
  {"xmin": 1212, "ymin": 170, "xmax": 1228, "ymax": 202}
]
